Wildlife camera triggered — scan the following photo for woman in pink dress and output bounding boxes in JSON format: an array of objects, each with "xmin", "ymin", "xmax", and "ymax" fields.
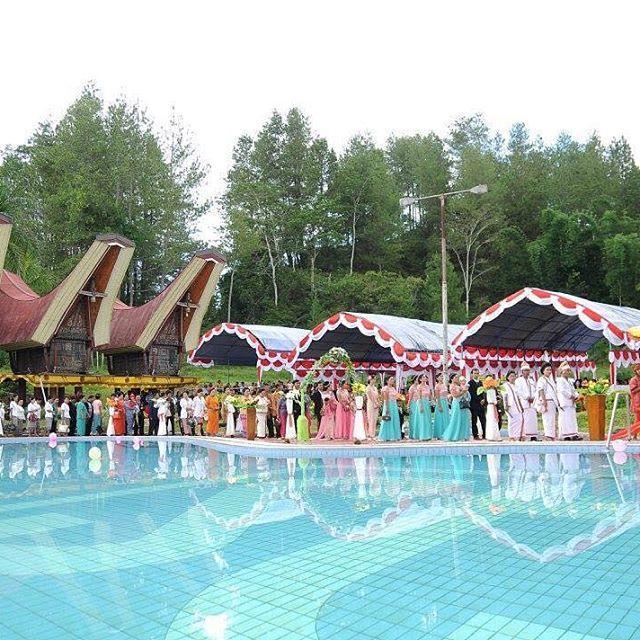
[
  {"xmin": 315, "ymin": 395, "xmax": 337, "ymax": 440},
  {"xmin": 335, "ymin": 382, "xmax": 354, "ymax": 440}
]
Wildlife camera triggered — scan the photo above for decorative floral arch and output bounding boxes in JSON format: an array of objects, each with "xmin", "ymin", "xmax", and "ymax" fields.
[{"xmin": 299, "ymin": 347, "xmax": 358, "ymax": 395}]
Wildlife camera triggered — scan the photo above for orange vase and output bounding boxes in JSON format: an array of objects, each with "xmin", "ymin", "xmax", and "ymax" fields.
[{"xmin": 585, "ymin": 394, "xmax": 606, "ymax": 441}]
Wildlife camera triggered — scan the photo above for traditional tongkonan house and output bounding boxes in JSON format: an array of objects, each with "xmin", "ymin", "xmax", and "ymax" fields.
[
  {"xmin": 100, "ymin": 249, "xmax": 225, "ymax": 376},
  {"xmin": 0, "ymin": 215, "xmax": 135, "ymax": 377}
]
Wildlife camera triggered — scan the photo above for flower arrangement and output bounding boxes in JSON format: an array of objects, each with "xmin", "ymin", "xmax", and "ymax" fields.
[
  {"xmin": 228, "ymin": 396, "xmax": 257, "ymax": 410},
  {"xmin": 482, "ymin": 377, "xmax": 500, "ymax": 390},
  {"xmin": 580, "ymin": 379, "xmax": 610, "ymax": 396},
  {"xmin": 352, "ymin": 382, "xmax": 367, "ymax": 396}
]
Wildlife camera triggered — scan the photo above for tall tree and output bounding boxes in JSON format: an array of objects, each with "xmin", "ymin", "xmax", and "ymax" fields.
[
  {"xmin": 331, "ymin": 135, "xmax": 400, "ymax": 274},
  {"xmin": 387, "ymin": 133, "xmax": 451, "ymax": 275},
  {"xmin": 498, "ymin": 123, "xmax": 551, "ymax": 239},
  {"xmin": 222, "ymin": 108, "xmax": 335, "ymax": 310},
  {"xmin": 447, "ymin": 117, "xmax": 503, "ymax": 315}
]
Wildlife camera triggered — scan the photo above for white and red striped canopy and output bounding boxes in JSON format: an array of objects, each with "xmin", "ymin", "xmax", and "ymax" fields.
[
  {"xmin": 188, "ymin": 323, "xmax": 306, "ymax": 370},
  {"xmin": 452, "ymin": 287, "xmax": 640, "ymax": 352},
  {"xmin": 458, "ymin": 346, "xmax": 595, "ymax": 378},
  {"xmin": 293, "ymin": 312, "xmax": 463, "ymax": 368}
]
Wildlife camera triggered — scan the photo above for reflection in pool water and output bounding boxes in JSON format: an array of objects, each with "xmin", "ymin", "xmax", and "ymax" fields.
[{"xmin": 0, "ymin": 441, "xmax": 638, "ymax": 639}]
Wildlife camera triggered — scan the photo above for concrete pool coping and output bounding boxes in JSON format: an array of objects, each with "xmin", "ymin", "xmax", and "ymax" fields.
[{"xmin": 2, "ymin": 435, "xmax": 637, "ymax": 458}]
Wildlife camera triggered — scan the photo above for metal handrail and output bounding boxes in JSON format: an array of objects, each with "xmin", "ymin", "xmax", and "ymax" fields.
[{"xmin": 605, "ymin": 387, "xmax": 631, "ymax": 448}]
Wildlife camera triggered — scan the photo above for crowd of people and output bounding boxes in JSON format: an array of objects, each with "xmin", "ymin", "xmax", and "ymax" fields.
[{"xmin": 0, "ymin": 360, "xmax": 585, "ymax": 442}]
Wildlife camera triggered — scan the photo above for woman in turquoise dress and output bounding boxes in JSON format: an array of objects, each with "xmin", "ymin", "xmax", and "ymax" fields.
[
  {"xmin": 433, "ymin": 373, "xmax": 449, "ymax": 439},
  {"xmin": 458, "ymin": 376, "xmax": 472, "ymax": 441},
  {"xmin": 407, "ymin": 379, "xmax": 420, "ymax": 439},
  {"xmin": 378, "ymin": 377, "xmax": 401, "ymax": 441},
  {"xmin": 76, "ymin": 395, "xmax": 88, "ymax": 436},
  {"xmin": 415, "ymin": 375, "xmax": 434, "ymax": 440},
  {"xmin": 442, "ymin": 376, "xmax": 464, "ymax": 441}
]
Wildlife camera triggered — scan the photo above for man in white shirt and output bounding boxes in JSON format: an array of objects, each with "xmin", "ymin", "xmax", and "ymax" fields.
[
  {"xmin": 14, "ymin": 399, "xmax": 26, "ymax": 436},
  {"xmin": 179, "ymin": 392, "xmax": 193, "ymax": 435},
  {"xmin": 557, "ymin": 363, "xmax": 581, "ymax": 440},
  {"xmin": 44, "ymin": 398, "xmax": 55, "ymax": 433},
  {"xmin": 59, "ymin": 397, "xmax": 71, "ymax": 435},
  {"xmin": 515, "ymin": 362, "xmax": 539, "ymax": 440},
  {"xmin": 9, "ymin": 395, "xmax": 18, "ymax": 432}
]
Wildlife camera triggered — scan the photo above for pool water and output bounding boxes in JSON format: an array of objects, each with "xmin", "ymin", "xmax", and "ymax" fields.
[{"xmin": 0, "ymin": 441, "xmax": 639, "ymax": 640}]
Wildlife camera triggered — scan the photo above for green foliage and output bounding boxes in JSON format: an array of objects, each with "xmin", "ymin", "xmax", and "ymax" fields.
[
  {"xmin": 420, "ymin": 254, "xmax": 467, "ymax": 323},
  {"xmin": 319, "ymin": 271, "xmax": 424, "ymax": 318},
  {"xmin": 603, "ymin": 232, "xmax": 640, "ymax": 307}
]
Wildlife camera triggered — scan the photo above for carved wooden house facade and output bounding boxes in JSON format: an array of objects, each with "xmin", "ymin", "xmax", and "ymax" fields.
[
  {"xmin": 100, "ymin": 249, "xmax": 225, "ymax": 376},
  {"xmin": 0, "ymin": 216, "xmax": 135, "ymax": 374}
]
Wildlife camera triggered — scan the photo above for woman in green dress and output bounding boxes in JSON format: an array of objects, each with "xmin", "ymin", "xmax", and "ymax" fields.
[
  {"xmin": 415, "ymin": 375, "xmax": 434, "ymax": 440},
  {"xmin": 442, "ymin": 375, "xmax": 464, "ymax": 441},
  {"xmin": 407, "ymin": 378, "xmax": 420, "ymax": 439},
  {"xmin": 433, "ymin": 373, "xmax": 449, "ymax": 439},
  {"xmin": 378, "ymin": 377, "xmax": 401, "ymax": 441},
  {"xmin": 76, "ymin": 394, "xmax": 88, "ymax": 436}
]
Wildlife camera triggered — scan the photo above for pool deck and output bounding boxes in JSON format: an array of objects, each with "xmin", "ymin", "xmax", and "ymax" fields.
[{"xmin": 2, "ymin": 434, "xmax": 638, "ymax": 457}]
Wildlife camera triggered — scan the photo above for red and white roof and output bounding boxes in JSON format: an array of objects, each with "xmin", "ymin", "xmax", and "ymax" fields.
[
  {"xmin": 293, "ymin": 312, "xmax": 463, "ymax": 368},
  {"xmin": 452, "ymin": 288, "xmax": 640, "ymax": 352},
  {"xmin": 188, "ymin": 323, "xmax": 307, "ymax": 370}
]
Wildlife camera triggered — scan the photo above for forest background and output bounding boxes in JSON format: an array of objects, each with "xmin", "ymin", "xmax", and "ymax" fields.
[{"xmin": 2, "ymin": 85, "xmax": 639, "ymax": 344}]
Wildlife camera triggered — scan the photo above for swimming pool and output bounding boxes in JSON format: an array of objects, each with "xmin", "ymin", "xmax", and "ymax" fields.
[{"xmin": 0, "ymin": 440, "xmax": 638, "ymax": 639}]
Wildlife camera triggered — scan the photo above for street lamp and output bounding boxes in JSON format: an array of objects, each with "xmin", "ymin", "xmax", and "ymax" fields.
[{"xmin": 400, "ymin": 184, "xmax": 488, "ymax": 381}]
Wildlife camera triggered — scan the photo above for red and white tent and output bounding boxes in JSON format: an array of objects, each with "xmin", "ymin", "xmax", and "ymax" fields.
[
  {"xmin": 188, "ymin": 323, "xmax": 306, "ymax": 374},
  {"xmin": 291, "ymin": 311, "xmax": 464, "ymax": 384},
  {"xmin": 452, "ymin": 287, "xmax": 640, "ymax": 381},
  {"xmin": 293, "ymin": 312, "xmax": 461, "ymax": 368}
]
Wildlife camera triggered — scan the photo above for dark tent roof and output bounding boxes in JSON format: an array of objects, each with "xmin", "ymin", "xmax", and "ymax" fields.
[
  {"xmin": 452, "ymin": 288, "xmax": 640, "ymax": 352},
  {"xmin": 189, "ymin": 323, "xmax": 308, "ymax": 367}
]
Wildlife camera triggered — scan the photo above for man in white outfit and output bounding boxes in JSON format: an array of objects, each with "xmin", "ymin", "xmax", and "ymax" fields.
[
  {"xmin": 515, "ymin": 363, "xmax": 539, "ymax": 440},
  {"xmin": 556, "ymin": 362, "xmax": 581, "ymax": 440},
  {"xmin": 59, "ymin": 397, "xmax": 71, "ymax": 435},
  {"xmin": 536, "ymin": 363, "xmax": 559, "ymax": 439},
  {"xmin": 9, "ymin": 395, "xmax": 19, "ymax": 433}
]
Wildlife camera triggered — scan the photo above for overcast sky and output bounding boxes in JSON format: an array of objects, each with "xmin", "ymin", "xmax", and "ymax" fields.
[{"xmin": 2, "ymin": 0, "xmax": 638, "ymax": 241}]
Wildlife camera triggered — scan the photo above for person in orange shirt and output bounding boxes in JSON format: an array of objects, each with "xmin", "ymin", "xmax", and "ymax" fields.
[
  {"xmin": 205, "ymin": 389, "xmax": 219, "ymax": 436},
  {"xmin": 113, "ymin": 392, "xmax": 126, "ymax": 436},
  {"xmin": 629, "ymin": 364, "xmax": 640, "ymax": 424}
]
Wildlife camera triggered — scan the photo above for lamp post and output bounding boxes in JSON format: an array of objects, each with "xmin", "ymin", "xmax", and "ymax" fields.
[{"xmin": 400, "ymin": 184, "xmax": 488, "ymax": 381}]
